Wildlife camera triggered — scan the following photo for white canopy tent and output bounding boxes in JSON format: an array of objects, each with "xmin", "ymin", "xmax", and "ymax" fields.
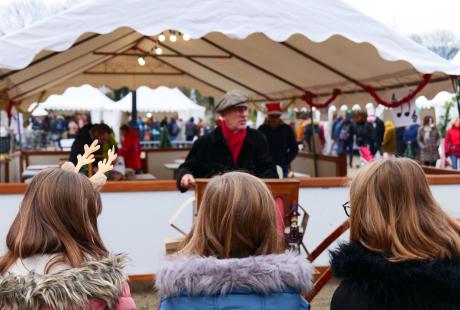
[
  {"xmin": 116, "ymin": 86, "xmax": 205, "ymax": 121},
  {"xmin": 31, "ymin": 84, "xmax": 122, "ymax": 140},
  {"xmin": 0, "ymin": 0, "xmax": 458, "ymax": 111},
  {"xmin": 36, "ymin": 84, "xmax": 117, "ymax": 112}
]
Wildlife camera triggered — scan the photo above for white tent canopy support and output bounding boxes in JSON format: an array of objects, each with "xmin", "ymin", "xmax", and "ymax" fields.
[
  {"xmin": 115, "ymin": 86, "xmax": 205, "ymax": 122},
  {"xmin": 0, "ymin": 0, "xmax": 459, "ymax": 110}
]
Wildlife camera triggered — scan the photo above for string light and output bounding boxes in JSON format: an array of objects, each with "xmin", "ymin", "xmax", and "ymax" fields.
[
  {"xmin": 158, "ymin": 33, "xmax": 166, "ymax": 42},
  {"xmin": 155, "ymin": 46, "xmax": 163, "ymax": 55},
  {"xmin": 169, "ymin": 32, "xmax": 177, "ymax": 42},
  {"xmin": 137, "ymin": 56, "xmax": 145, "ymax": 66},
  {"xmin": 182, "ymin": 33, "xmax": 190, "ymax": 41}
]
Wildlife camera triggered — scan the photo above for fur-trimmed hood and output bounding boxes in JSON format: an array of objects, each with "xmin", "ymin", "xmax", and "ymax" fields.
[
  {"xmin": 0, "ymin": 254, "xmax": 129, "ymax": 310},
  {"xmin": 156, "ymin": 252, "xmax": 313, "ymax": 297},
  {"xmin": 330, "ymin": 242, "xmax": 460, "ymax": 309}
]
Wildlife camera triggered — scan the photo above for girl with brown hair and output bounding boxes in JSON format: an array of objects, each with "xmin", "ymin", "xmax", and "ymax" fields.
[
  {"xmin": 156, "ymin": 171, "xmax": 313, "ymax": 310},
  {"xmin": 330, "ymin": 158, "xmax": 460, "ymax": 309},
  {"xmin": 0, "ymin": 142, "xmax": 135, "ymax": 309}
]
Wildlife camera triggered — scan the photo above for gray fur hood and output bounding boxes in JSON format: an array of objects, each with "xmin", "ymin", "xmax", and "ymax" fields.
[
  {"xmin": 156, "ymin": 252, "xmax": 313, "ymax": 297},
  {"xmin": 0, "ymin": 254, "xmax": 129, "ymax": 310}
]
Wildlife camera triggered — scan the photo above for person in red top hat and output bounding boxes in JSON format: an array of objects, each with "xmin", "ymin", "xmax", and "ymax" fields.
[{"xmin": 258, "ymin": 102, "xmax": 298, "ymax": 178}]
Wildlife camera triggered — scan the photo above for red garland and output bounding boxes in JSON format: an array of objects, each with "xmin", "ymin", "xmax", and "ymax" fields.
[
  {"xmin": 357, "ymin": 74, "xmax": 432, "ymax": 108},
  {"xmin": 301, "ymin": 88, "xmax": 341, "ymax": 109}
]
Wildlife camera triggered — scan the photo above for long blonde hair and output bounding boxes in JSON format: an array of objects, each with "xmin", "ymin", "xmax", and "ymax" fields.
[
  {"xmin": 181, "ymin": 171, "xmax": 282, "ymax": 258},
  {"xmin": 349, "ymin": 158, "xmax": 460, "ymax": 261},
  {"xmin": 0, "ymin": 168, "xmax": 108, "ymax": 273}
]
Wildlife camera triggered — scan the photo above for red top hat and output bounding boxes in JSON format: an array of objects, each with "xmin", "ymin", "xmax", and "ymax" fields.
[{"xmin": 266, "ymin": 102, "xmax": 282, "ymax": 115}]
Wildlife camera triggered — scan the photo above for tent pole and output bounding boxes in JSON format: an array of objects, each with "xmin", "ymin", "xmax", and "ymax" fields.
[
  {"xmin": 451, "ymin": 76, "xmax": 460, "ymax": 117},
  {"xmin": 130, "ymin": 90, "xmax": 137, "ymax": 130},
  {"xmin": 309, "ymin": 109, "xmax": 318, "ymax": 177}
]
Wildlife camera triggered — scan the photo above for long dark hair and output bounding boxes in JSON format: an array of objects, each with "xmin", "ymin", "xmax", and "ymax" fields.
[{"xmin": 0, "ymin": 169, "xmax": 108, "ymax": 273}]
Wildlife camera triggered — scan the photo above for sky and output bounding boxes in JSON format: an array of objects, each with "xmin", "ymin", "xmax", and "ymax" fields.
[{"xmin": 343, "ymin": 0, "xmax": 460, "ymax": 36}]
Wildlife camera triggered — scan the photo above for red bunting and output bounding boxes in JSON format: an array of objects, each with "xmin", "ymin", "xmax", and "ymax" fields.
[
  {"xmin": 356, "ymin": 74, "xmax": 432, "ymax": 108},
  {"xmin": 301, "ymin": 88, "xmax": 341, "ymax": 109}
]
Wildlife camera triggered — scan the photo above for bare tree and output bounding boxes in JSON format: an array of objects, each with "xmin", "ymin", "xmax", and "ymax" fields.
[
  {"xmin": 0, "ymin": 0, "xmax": 84, "ymax": 36},
  {"xmin": 410, "ymin": 30, "xmax": 460, "ymax": 60}
]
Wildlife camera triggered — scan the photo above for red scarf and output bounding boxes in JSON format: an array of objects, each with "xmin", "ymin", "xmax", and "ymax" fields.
[{"xmin": 220, "ymin": 120, "xmax": 247, "ymax": 167}]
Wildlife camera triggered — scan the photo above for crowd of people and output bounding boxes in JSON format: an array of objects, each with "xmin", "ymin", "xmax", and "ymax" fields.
[
  {"xmin": 24, "ymin": 113, "xmax": 86, "ymax": 150},
  {"xmin": 1, "ymin": 91, "xmax": 459, "ymax": 309},
  {"xmin": 326, "ymin": 110, "xmax": 460, "ymax": 169},
  {"xmin": 1, "ymin": 150, "xmax": 458, "ymax": 308}
]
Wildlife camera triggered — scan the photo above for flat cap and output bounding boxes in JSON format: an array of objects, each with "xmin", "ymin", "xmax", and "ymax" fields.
[{"xmin": 215, "ymin": 90, "xmax": 249, "ymax": 113}]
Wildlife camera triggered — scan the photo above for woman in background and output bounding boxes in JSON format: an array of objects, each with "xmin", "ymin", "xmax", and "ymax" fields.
[{"xmin": 417, "ymin": 115, "xmax": 440, "ymax": 166}]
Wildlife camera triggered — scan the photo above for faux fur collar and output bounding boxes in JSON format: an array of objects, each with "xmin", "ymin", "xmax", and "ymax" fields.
[
  {"xmin": 156, "ymin": 252, "xmax": 313, "ymax": 297},
  {"xmin": 330, "ymin": 243, "xmax": 460, "ymax": 309},
  {"xmin": 0, "ymin": 254, "xmax": 129, "ymax": 310}
]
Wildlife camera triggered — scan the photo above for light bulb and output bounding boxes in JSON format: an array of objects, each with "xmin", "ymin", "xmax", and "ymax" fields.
[
  {"xmin": 169, "ymin": 34, "xmax": 177, "ymax": 42},
  {"xmin": 182, "ymin": 33, "xmax": 190, "ymax": 41},
  {"xmin": 158, "ymin": 33, "xmax": 166, "ymax": 42},
  {"xmin": 155, "ymin": 47, "xmax": 163, "ymax": 55},
  {"xmin": 147, "ymin": 112, "xmax": 152, "ymax": 118},
  {"xmin": 137, "ymin": 56, "xmax": 145, "ymax": 66}
]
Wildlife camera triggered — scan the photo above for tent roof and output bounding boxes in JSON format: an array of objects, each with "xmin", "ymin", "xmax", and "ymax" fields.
[
  {"xmin": 37, "ymin": 84, "xmax": 116, "ymax": 111},
  {"xmin": 453, "ymin": 52, "xmax": 460, "ymax": 65},
  {"xmin": 0, "ymin": 0, "xmax": 459, "ymax": 109},
  {"xmin": 115, "ymin": 86, "xmax": 205, "ymax": 113}
]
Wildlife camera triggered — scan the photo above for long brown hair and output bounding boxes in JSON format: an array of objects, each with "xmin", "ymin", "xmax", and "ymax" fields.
[
  {"xmin": 181, "ymin": 171, "xmax": 282, "ymax": 258},
  {"xmin": 0, "ymin": 168, "xmax": 108, "ymax": 273},
  {"xmin": 349, "ymin": 158, "xmax": 460, "ymax": 261}
]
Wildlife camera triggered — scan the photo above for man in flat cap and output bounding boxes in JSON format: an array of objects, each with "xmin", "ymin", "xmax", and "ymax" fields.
[{"xmin": 176, "ymin": 90, "xmax": 278, "ymax": 192}]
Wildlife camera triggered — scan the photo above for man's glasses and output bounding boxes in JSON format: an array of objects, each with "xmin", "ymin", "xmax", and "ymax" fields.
[{"xmin": 342, "ymin": 201, "xmax": 350, "ymax": 217}]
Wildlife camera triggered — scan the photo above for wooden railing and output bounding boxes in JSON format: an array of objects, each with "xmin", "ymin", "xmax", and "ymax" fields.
[{"xmin": 305, "ymin": 220, "xmax": 350, "ymax": 302}]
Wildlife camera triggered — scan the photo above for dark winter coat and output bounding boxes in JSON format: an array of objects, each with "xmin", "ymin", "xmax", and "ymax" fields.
[
  {"xmin": 355, "ymin": 122, "xmax": 373, "ymax": 147},
  {"xmin": 258, "ymin": 123, "xmax": 298, "ymax": 167},
  {"xmin": 330, "ymin": 242, "xmax": 460, "ymax": 310},
  {"xmin": 69, "ymin": 124, "xmax": 101, "ymax": 165},
  {"xmin": 176, "ymin": 126, "xmax": 278, "ymax": 192},
  {"xmin": 375, "ymin": 117, "xmax": 385, "ymax": 147}
]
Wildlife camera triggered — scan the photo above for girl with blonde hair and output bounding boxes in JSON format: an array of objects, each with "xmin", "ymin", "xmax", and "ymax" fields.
[
  {"xmin": 0, "ymin": 143, "xmax": 135, "ymax": 309},
  {"xmin": 330, "ymin": 158, "xmax": 460, "ymax": 309},
  {"xmin": 156, "ymin": 171, "xmax": 313, "ymax": 310}
]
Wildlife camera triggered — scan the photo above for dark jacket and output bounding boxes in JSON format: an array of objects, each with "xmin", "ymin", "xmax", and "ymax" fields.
[
  {"xmin": 69, "ymin": 124, "xmax": 100, "ymax": 165},
  {"xmin": 375, "ymin": 117, "xmax": 385, "ymax": 146},
  {"xmin": 176, "ymin": 126, "xmax": 278, "ymax": 191},
  {"xmin": 330, "ymin": 242, "xmax": 460, "ymax": 310},
  {"xmin": 258, "ymin": 123, "xmax": 298, "ymax": 166}
]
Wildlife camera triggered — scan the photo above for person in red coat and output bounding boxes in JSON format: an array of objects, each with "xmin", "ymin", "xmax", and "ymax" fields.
[
  {"xmin": 445, "ymin": 117, "xmax": 460, "ymax": 170},
  {"xmin": 118, "ymin": 125, "xmax": 141, "ymax": 171}
]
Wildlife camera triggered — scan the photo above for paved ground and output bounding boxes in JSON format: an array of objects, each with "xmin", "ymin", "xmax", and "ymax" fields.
[{"xmin": 130, "ymin": 277, "xmax": 340, "ymax": 309}]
